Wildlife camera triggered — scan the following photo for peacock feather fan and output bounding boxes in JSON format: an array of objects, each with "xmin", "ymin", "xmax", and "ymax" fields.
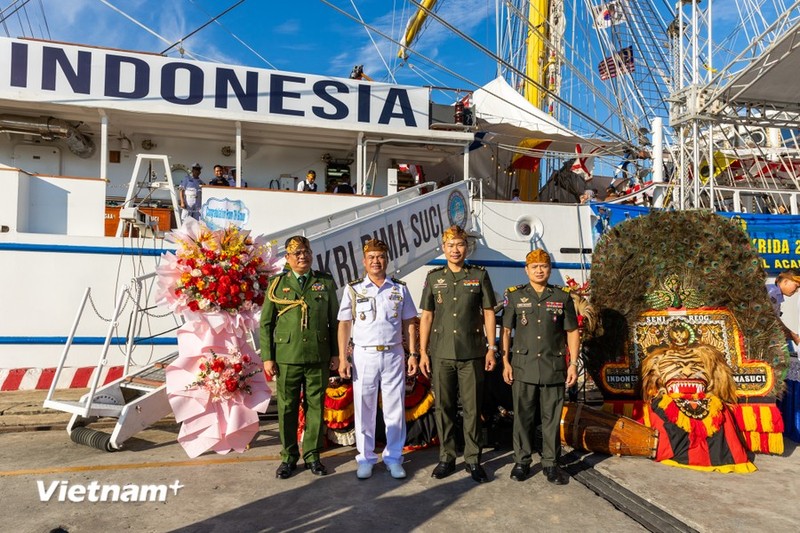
[{"xmin": 582, "ymin": 210, "xmax": 788, "ymax": 397}]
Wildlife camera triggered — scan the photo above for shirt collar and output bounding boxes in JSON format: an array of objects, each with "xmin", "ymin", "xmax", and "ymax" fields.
[{"xmin": 363, "ymin": 276, "xmax": 393, "ymax": 289}]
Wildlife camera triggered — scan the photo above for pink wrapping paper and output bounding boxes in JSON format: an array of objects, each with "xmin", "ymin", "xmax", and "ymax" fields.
[{"xmin": 166, "ymin": 323, "xmax": 270, "ymax": 458}]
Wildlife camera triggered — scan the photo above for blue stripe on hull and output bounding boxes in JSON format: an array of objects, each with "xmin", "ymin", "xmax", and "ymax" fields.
[
  {"xmin": 0, "ymin": 242, "xmax": 172, "ymax": 256},
  {"xmin": 0, "ymin": 336, "xmax": 177, "ymax": 345}
]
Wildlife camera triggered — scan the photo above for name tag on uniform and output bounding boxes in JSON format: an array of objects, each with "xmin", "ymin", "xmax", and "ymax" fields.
[
  {"xmin": 433, "ymin": 283, "xmax": 448, "ymax": 289},
  {"xmin": 389, "ymin": 293, "xmax": 403, "ymax": 301},
  {"xmin": 516, "ymin": 302, "xmax": 532, "ymax": 308}
]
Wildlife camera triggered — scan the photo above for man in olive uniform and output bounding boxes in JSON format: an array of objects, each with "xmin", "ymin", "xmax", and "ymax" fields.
[
  {"xmin": 501, "ymin": 249, "xmax": 579, "ymax": 485},
  {"xmin": 260, "ymin": 235, "xmax": 339, "ymax": 479},
  {"xmin": 419, "ymin": 225, "xmax": 498, "ymax": 483}
]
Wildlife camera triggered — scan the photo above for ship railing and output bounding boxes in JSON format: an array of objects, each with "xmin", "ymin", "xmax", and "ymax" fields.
[
  {"xmin": 268, "ymin": 181, "xmax": 439, "ymax": 243},
  {"xmin": 604, "ymin": 181, "xmax": 800, "ymax": 214}
]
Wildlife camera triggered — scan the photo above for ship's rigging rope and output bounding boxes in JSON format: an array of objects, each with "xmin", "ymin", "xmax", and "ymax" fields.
[
  {"xmin": 349, "ymin": 0, "xmax": 397, "ymax": 83},
  {"xmin": 320, "ymin": 0, "xmax": 632, "ymax": 150},
  {"xmin": 500, "ymin": 0, "xmax": 643, "ymax": 143},
  {"xmin": 97, "ymin": 0, "xmax": 196, "ymax": 59},
  {"xmin": 160, "ymin": 0, "xmax": 246, "ymax": 55},
  {"xmin": 187, "ymin": 0, "xmax": 277, "ymax": 69}
]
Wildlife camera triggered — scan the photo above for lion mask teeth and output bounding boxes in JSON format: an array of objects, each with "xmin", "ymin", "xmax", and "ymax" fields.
[{"xmin": 666, "ymin": 379, "xmax": 706, "ymax": 396}]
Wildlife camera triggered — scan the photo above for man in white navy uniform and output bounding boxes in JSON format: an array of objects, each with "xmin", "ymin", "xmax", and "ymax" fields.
[
  {"xmin": 338, "ymin": 239, "xmax": 418, "ymax": 480},
  {"xmin": 178, "ymin": 162, "xmax": 204, "ymax": 220}
]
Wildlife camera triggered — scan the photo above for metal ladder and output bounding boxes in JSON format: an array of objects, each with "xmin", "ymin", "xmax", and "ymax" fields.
[
  {"xmin": 43, "ymin": 271, "xmax": 180, "ymax": 451},
  {"xmin": 115, "ymin": 154, "xmax": 182, "ymax": 238}
]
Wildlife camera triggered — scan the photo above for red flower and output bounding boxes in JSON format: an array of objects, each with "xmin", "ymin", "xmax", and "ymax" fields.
[
  {"xmin": 201, "ymin": 264, "xmax": 213, "ymax": 276},
  {"xmin": 211, "ymin": 359, "xmax": 226, "ymax": 373},
  {"xmin": 224, "ymin": 378, "xmax": 239, "ymax": 392},
  {"xmin": 188, "ymin": 300, "xmax": 200, "ymax": 311},
  {"xmin": 242, "ymin": 354, "xmax": 251, "ymax": 363},
  {"xmin": 233, "ymin": 363, "xmax": 243, "ymax": 373}
]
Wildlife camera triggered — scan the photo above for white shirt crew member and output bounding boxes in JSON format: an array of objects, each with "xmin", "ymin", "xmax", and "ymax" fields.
[
  {"xmin": 339, "ymin": 277, "xmax": 417, "ymax": 347},
  {"xmin": 338, "ymin": 275, "xmax": 417, "ymax": 470}
]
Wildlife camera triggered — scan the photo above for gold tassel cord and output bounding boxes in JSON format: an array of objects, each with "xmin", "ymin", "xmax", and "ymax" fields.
[{"xmin": 267, "ymin": 276, "xmax": 309, "ymax": 329}]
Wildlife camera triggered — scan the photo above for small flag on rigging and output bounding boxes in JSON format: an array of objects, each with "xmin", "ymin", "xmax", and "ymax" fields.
[
  {"xmin": 591, "ymin": 0, "xmax": 627, "ymax": 29},
  {"xmin": 598, "ymin": 46, "xmax": 634, "ymax": 81}
]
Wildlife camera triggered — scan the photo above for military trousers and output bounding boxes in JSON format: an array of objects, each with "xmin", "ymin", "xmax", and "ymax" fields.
[
  {"xmin": 276, "ymin": 361, "xmax": 330, "ymax": 464},
  {"xmin": 432, "ymin": 357, "xmax": 484, "ymax": 464},
  {"xmin": 512, "ymin": 380, "xmax": 564, "ymax": 467}
]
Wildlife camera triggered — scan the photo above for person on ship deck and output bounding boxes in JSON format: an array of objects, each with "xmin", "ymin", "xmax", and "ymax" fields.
[{"xmin": 178, "ymin": 162, "xmax": 204, "ymax": 220}]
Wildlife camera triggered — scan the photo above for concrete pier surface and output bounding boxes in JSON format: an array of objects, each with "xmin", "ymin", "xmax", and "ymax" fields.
[{"xmin": 0, "ymin": 389, "xmax": 797, "ymax": 533}]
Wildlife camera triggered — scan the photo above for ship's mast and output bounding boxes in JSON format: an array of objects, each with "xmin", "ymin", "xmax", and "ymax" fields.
[{"xmin": 669, "ymin": 0, "xmax": 715, "ymax": 209}]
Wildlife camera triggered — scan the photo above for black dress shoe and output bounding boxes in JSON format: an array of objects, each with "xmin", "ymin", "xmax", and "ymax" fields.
[
  {"xmin": 275, "ymin": 462, "xmax": 297, "ymax": 479},
  {"xmin": 431, "ymin": 460, "xmax": 456, "ymax": 479},
  {"xmin": 509, "ymin": 463, "xmax": 530, "ymax": 482},
  {"xmin": 304, "ymin": 460, "xmax": 328, "ymax": 476},
  {"xmin": 543, "ymin": 466, "xmax": 568, "ymax": 485},
  {"xmin": 465, "ymin": 463, "xmax": 489, "ymax": 483}
]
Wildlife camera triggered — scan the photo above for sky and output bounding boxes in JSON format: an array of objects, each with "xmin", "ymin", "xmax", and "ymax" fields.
[{"xmin": 0, "ymin": 0, "xmax": 500, "ymax": 94}]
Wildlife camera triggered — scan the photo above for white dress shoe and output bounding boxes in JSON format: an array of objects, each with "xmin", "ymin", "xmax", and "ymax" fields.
[
  {"xmin": 356, "ymin": 462, "xmax": 373, "ymax": 479},
  {"xmin": 387, "ymin": 462, "xmax": 407, "ymax": 479}
]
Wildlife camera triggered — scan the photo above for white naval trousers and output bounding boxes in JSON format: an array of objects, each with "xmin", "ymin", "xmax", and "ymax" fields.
[{"xmin": 351, "ymin": 345, "xmax": 406, "ymax": 466}]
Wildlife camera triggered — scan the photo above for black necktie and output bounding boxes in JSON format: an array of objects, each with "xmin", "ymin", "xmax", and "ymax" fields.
[{"xmin": 298, "ymin": 275, "xmax": 306, "ymax": 288}]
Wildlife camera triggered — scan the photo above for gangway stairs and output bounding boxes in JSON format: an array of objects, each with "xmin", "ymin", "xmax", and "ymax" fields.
[
  {"xmin": 64, "ymin": 353, "xmax": 178, "ymax": 451},
  {"xmin": 44, "ymin": 179, "xmax": 477, "ymax": 450},
  {"xmin": 43, "ymin": 271, "xmax": 181, "ymax": 451}
]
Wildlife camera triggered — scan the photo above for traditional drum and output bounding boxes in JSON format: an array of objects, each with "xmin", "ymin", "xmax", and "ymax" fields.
[{"xmin": 560, "ymin": 402, "xmax": 658, "ymax": 457}]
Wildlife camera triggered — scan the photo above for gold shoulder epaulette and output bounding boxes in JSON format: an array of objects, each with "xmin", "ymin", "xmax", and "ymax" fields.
[
  {"xmin": 508, "ymin": 284, "xmax": 525, "ymax": 293},
  {"xmin": 427, "ymin": 265, "xmax": 446, "ymax": 274},
  {"xmin": 314, "ymin": 270, "xmax": 333, "ymax": 280},
  {"xmin": 391, "ymin": 277, "xmax": 406, "ymax": 285},
  {"xmin": 348, "ymin": 278, "xmax": 364, "ymax": 286}
]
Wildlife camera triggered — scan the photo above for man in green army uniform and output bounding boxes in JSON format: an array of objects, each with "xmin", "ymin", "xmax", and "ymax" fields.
[
  {"xmin": 501, "ymin": 249, "xmax": 579, "ymax": 485},
  {"xmin": 260, "ymin": 235, "xmax": 339, "ymax": 479},
  {"xmin": 419, "ymin": 225, "xmax": 498, "ymax": 483}
]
